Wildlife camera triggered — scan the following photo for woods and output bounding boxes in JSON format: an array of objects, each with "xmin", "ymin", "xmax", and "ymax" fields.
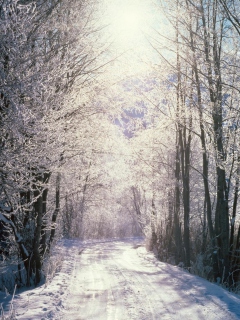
[
  {"xmin": 0, "ymin": 0, "xmax": 240, "ymax": 296},
  {"xmin": 0, "ymin": 0, "xmax": 107, "ymax": 287},
  {"xmin": 128, "ymin": 0, "xmax": 240, "ymax": 288}
]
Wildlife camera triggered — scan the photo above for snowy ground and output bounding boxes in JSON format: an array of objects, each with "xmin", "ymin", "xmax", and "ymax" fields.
[{"xmin": 1, "ymin": 238, "xmax": 240, "ymax": 319}]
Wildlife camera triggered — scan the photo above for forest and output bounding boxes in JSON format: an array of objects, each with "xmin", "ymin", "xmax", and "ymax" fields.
[{"xmin": 0, "ymin": 0, "xmax": 240, "ymax": 296}]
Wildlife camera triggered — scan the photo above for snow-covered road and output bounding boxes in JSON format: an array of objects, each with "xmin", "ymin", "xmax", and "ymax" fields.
[{"xmin": 2, "ymin": 238, "xmax": 240, "ymax": 319}]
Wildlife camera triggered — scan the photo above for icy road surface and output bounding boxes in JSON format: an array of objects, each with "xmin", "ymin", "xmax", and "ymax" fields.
[{"xmin": 1, "ymin": 238, "xmax": 240, "ymax": 319}]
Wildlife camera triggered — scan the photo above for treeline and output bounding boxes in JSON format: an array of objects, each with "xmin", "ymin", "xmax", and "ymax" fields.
[
  {"xmin": 0, "ymin": 0, "xmax": 105, "ymax": 288},
  {"xmin": 0, "ymin": 0, "xmax": 143, "ymax": 291},
  {"xmin": 128, "ymin": 0, "xmax": 240, "ymax": 289}
]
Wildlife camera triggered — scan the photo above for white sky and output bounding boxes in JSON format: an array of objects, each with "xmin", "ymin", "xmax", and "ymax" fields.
[{"xmin": 99, "ymin": 0, "xmax": 164, "ymax": 81}]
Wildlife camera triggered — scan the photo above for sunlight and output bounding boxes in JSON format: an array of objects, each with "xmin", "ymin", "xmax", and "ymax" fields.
[
  {"xmin": 98, "ymin": 0, "xmax": 157, "ymax": 79},
  {"xmin": 114, "ymin": 6, "xmax": 143, "ymax": 36},
  {"xmin": 103, "ymin": 0, "xmax": 152, "ymax": 50}
]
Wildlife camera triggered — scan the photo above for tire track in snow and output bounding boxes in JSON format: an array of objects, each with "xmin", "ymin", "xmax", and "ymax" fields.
[
  {"xmin": 6, "ymin": 239, "xmax": 240, "ymax": 320},
  {"xmin": 61, "ymin": 240, "xmax": 240, "ymax": 320},
  {"xmin": 97, "ymin": 249, "xmax": 118, "ymax": 320},
  {"xmin": 93, "ymin": 244, "xmax": 128, "ymax": 320},
  {"xmin": 89, "ymin": 241, "xmax": 175, "ymax": 320},
  {"xmin": 112, "ymin": 244, "xmax": 171, "ymax": 320},
  {"xmin": 69, "ymin": 245, "xmax": 119, "ymax": 320}
]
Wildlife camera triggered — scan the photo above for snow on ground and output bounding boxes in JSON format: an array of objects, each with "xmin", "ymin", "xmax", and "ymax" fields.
[{"xmin": 1, "ymin": 238, "xmax": 240, "ymax": 319}]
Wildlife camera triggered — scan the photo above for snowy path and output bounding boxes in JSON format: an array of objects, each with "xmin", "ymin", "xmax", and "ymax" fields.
[{"xmin": 1, "ymin": 238, "xmax": 240, "ymax": 319}]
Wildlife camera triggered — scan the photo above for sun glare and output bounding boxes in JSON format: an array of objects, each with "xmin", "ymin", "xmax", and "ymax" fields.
[
  {"xmin": 114, "ymin": 7, "xmax": 143, "ymax": 34},
  {"xmin": 99, "ymin": 0, "xmax": 157, "ymax": 78},
  {"xmin": 104, "ymin": 0, "xmax": 151, "ymax": 50}
]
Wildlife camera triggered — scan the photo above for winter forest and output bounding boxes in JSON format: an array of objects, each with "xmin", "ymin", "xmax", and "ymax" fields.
[{"xmin": 1, "ymin": 0, "xmax": 240, "ymax": 313}]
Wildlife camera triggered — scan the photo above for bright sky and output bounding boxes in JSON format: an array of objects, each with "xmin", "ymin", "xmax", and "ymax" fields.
[
  {"xmin": 106, "ymin": 0, "xmax": 151, "ymax": 48},
  {"xmin": 101, "ymin": 0, "xmax": 158, "ymax": 78}
]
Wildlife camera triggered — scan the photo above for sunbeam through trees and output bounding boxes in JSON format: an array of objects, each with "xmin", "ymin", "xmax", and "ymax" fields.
[{"xmin": 0, "ymin": 0, "xmax": 240, "ymax": 310}]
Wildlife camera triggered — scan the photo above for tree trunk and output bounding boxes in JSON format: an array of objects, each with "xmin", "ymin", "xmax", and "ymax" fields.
[
  {"xmin": 174, "ymin": 139, "xmax": 183, "ymax": 264},
  {"xmin": 200, "ymin": 0, "xmax": 229, "ymax": 282},
  {"xmin": 180, "ymin": 123, "xmax": 191, "ymax": 269},
  {"xmin": 32, "ymin": 187, "xmax": 43, "ymax": 285},
  {"xmin": 187, "ymin": 1, "xmax": 218, "ymax": 279},
  {"xmin": 31, "ymin": 171, "xmax": 50, "ymax": 285},
  {"xmin": 40, "ymin": 187, "xmax": 48, "ymax": 256},
  {"xmin": 49, "ymin": 172, "xmax": 61, "ymax": 245}
]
